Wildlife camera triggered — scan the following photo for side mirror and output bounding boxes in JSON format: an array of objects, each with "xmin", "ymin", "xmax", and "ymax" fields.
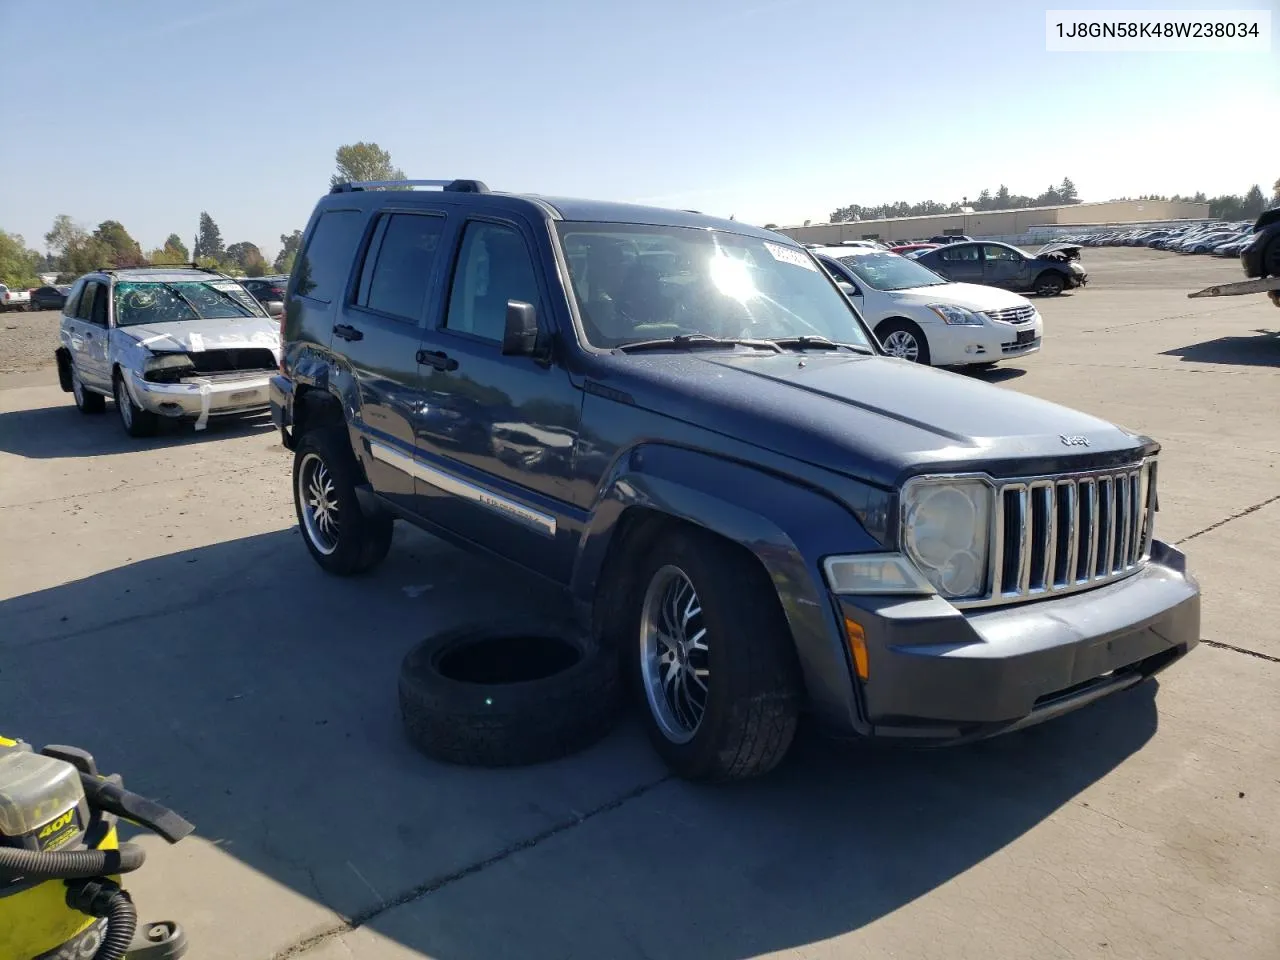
[
  {"xmin": 266, "ymin": 301, "xmax": 284, "ymax": 317},
  {"xmin": 501, "ymin": 300, "xmax": 542, "ymax": 358},
  {"xmin": 838, "ymin": 281, "xmax": 861, "ymax": 298}
]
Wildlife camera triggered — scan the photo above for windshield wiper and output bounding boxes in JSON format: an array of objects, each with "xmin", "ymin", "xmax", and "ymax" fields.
[
  {"xmin": 768, "ymin": 336, "xmax": 874, "ymax": 354},
  {"xmin": 618, "ymin": 334, "xmax": 783, "ymax": 354}
]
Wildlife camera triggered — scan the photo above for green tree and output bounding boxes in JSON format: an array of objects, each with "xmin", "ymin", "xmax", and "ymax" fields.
[
  {"xmin": 44, "ymin": 214, "xmax": 110, "ymax": 275},
  {"xmin": 225, "ymin": 241, "xmax": 269, "ymax": 277},
  {"xmin": 274, "ymin": 229, "xmax": 302, "ymax": 273},
  {"xmin": 93, "ymin": 220, "xmax": 145, "ymax": 267},
  {"xmin": 1059, "ymin": 177, "xmax": 1079, "ymax": 203},
  {"xmin": 163, "ymin": 233, "xmax": 189, "ymax": 261},
  {"xmin": 0, "ymin": 230, "xmax": 41, "ymax": 288},
  {"xmin": 193, "ymin": 212, "xmax": 224, "ymax": 261},
  {"xmin": 1242, "ymin": 184, "xmax": 1266, "ymax": 218},
  {"xmin": 330, "ymin": 141, "xmax": 406, "ymax": 189}
]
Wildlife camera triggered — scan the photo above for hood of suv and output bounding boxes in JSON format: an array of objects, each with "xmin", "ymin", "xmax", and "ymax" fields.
[
  {"xmin": 882, "ymin": 282, "xmax": 1031, "ymax": 312},
  {"xmin": 610, "ymin": 351, "xmax": 1152, "ymax": 488},
  {"xmin": 116, "ymin": 316, "xmax": 280, "ymax": 353}
]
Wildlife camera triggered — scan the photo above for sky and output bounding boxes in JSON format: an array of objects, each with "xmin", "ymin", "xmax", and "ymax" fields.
[{"xmin": 0, "ymin": 0, "xmax": 1276, "ymax": 259}]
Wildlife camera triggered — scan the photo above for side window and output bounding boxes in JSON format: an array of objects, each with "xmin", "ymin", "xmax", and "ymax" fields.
[
  {"xmin": 293, "ymin": 209, "xmax": 364, "ymax": 304},
  {"xmin": 64, "ymin": 280, "xmax": 85, "ymax": 317},
  {"xmin": 91, "ymin": 284, "xmax": 109, "ymax": 326},
  {"xmin": 443, "ymin": 222, "xmax": 540, "ymax": 342},
  {"xmin": 356, "ymin": 212, "xmax": 446, "ymax": 322},
  {"xmin": 941, "ymin": 245, "xmax": 980, "ymax": 262},
  {"xmin": 76, "ymin": 282, "xmax": 99, "ymax": 322},
  {"xmin": 983, "ymin": 244, "xmax": 1019, "ymax": 261}
]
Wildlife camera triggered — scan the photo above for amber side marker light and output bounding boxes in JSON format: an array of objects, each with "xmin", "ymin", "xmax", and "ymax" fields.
[{"xmin": 843, "ymin": 616, "xmax": 869, "ymax": 680}]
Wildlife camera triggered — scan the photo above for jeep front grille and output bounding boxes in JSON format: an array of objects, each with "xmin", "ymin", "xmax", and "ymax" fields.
[{"xmin": 958, "ymin": 460, "xmax": 1157, "ymax": 609}]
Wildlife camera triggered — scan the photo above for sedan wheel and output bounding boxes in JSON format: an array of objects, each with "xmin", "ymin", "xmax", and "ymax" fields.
[{"xmin": 882, "ymin": 330, "xmax": 920, "ymax": 361}]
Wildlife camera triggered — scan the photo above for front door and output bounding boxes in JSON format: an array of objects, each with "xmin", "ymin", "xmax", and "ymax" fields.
[
  {"xmin": 411, "ymin": 215, "xmax": 583, "ymax": 581},
  {"xmin": 333, "ymin": 209, "xmax": 449, "ymax": 514},
  {"xmin": 982, "ymin": 244, "xmax": 1026, "ymax": 289}
]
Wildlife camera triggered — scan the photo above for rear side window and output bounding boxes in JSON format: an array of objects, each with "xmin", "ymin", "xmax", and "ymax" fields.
[
  {"xmin": 76, "ymin": 282, "xmax": 99, "ymax": 322},
  {"xmin": 64, "ymin": 281, "xmax": 84, "ymax": 317},
  {"xmin": 293, "ymin": 209, "xmax": 364, "ymax": 304},
  {"xmin": 940, "ymin": 245, "xmax": 980, "ymax": 262},
  {"xmin": 356, "ymin": 213, "xmax": 446, "ymax": 322}
]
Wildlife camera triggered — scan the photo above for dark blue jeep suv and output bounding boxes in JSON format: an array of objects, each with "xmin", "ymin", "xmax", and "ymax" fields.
[{"xmin": 270, "ymin": 178, "xmax": 1200, "ymax": 781}]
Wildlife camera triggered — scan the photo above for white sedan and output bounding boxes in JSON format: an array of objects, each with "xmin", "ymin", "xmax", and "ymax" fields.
[{"xmin": 811, "ymin": 245, "xmax": 1043, "ymax": 367}]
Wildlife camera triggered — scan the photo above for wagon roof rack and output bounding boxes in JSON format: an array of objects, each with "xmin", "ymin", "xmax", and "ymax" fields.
[
  {"xmin": 97, "ymin": 262, "xmax": 221, "ymax": 274},
  {"xmin": 329, "ymin": 178, "xmax": 491, "ymax": 194}
]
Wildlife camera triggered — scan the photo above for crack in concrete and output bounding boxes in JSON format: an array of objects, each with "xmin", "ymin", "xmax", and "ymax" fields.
[
  {"xmin": 270, "ymin": 774, "xmax": 673, "ymax": 959},
  {"xmin": 1201, "ymin": 639, "xmax": 1280, "ymax": 664},
  {"xmin": 1175, "ymin": 493, "xmax": 1280, "ymax": 545}
]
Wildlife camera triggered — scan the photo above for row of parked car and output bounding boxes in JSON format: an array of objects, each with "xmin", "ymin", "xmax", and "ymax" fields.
[{"xmin": 1060, "ymin": 221, "xmax": 1256, "ymax": 256}]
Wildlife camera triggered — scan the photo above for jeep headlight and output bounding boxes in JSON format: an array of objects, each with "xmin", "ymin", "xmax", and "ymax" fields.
[{"xmin": 900, "ymin": 478, "xmax": 992, "ymax": 599}]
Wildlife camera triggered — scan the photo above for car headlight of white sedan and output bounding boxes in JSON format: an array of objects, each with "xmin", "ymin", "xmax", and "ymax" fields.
[{"xmin": 927, "ymin": 303, "xmax": 985, "ymax": 325}]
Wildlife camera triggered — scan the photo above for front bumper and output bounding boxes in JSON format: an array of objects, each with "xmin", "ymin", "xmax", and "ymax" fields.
[
  {"xmin": 936, "ymin": 314, "xmax": 1043, "ymax": 366},
  {"xmin": 834, "ymin": 540, "xmax": 1199, "ymax": 741},
  {"xmin": 126, "ymin": 369, "xmax": 273, "ymax": 421}
]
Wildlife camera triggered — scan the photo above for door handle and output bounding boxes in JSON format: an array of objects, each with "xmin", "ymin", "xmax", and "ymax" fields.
[
  {"xmin": 333, "ymin": 323, "xmax": 364, "ymax": 342},
  {"xmin": 416, "ymin": 349, "xmax": 458, "ymax": 372}
]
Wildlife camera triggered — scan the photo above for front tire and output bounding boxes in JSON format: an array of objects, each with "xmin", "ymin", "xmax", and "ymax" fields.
[
  {"xmin": 114, "ymin": 371, "xmax": 159, "ymax": 437},
  {"xmin": 293, "ymin": 429, "xmax": 394, "ymax": 575},
  {"xmin": 1034, "ymin": 271, "xmax": 1066, "ymax": 297},
  {"xmin": 629, "ymin": 527, "xmax": 801, "ymax": 782},
  {"xmin": 876, "ymin": 318, "xmax": 932, "ymax": 365}
]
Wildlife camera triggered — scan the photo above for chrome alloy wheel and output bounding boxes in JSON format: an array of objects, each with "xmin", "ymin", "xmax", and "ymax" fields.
[
  {"xmin": 298, "ymin": 452, "xmax": 340, "ymax": 555},
  {"xmin": 639, "ymin": 564, "xmax": 710, "ymax": 744},
  {"xmin": 881, "ymin": 329, "xmax": 920, "ymax": 361}
]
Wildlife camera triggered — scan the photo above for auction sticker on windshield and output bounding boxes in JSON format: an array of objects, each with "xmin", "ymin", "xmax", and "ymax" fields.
[{"xmin": 764, "ymin": 241, "xmax": 818, "ymax": 271}]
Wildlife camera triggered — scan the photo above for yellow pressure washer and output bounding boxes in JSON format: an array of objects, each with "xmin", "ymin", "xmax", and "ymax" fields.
[{"xmin": 0, "ymin": 734, "xmax": 194, "ymax": 960}]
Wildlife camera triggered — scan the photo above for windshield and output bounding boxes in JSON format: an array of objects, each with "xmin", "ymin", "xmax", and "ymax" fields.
[
  {"xmin": 113, "ymin": 279, "xmax": 266, "ymax": 326},
  {"xmin": 555, "ymin": 224, "xmax": 874, "ymax": 350},
  {"xmin": 835, "ymin": 251, "xmax": 948, "ymax": 291}
]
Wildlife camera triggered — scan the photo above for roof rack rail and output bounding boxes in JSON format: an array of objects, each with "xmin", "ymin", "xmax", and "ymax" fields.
[
  {"xmin": 329, "ymin": 178, "xmax": 490, "ymax": 194},
  {"xmin": 97, "ymin": 262, "xmax": 226, "ymax": 276}
]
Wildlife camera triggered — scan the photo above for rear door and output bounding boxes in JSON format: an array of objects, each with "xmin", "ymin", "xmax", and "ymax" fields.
[
  {"xmin": 335, "ymin": 208, "xmax": 450, "ymax": 513},
  {"xmin": 934, "ymin": 243, "xmax": 983, "ymax": 282},
  {"xmin": 68, "ymin": 280, "xmax": 111, "ymax": 389}
]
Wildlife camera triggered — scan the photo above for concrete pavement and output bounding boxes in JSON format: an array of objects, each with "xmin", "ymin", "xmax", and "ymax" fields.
[{"xmin": 1, "ymin": 248, "xmax": 1276, "ymax": 959}]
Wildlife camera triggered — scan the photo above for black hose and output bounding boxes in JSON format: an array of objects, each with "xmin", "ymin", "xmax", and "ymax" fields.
[
  {"xmin": 94, "ymin": 889, "xmax": 137, "ymax": 960},
  {"xmin": 0, "ymin": 842, "xmax": 145, "ymax": 880}
]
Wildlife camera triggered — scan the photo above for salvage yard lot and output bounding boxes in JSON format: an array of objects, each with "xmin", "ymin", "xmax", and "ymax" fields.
[{"xmin": 1, "ymin": 248, "xmax": 1276, "ymax": 959}]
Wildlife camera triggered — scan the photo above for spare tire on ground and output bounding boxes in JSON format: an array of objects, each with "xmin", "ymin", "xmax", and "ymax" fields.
[{"xmin": 398, "ymin": 620, "xmax": 620, "ymax": 767}]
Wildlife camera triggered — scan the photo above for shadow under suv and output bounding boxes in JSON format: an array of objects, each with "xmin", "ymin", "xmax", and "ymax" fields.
[{"xmin": 270, "ymin": 178, "xmax": 1200, "ymax": 782}]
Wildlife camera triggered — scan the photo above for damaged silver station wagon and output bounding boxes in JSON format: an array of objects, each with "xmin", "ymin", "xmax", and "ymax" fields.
[{"xmin": 54, "ymin": 265, "xmax": 282, "ymax": 437}]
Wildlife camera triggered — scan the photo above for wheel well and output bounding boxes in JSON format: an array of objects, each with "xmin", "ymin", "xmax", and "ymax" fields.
[
  {"xmin": 294, "ymin": 385, "xmax": 345, "ymax": 439},
  {"xmin": 591, "ymin": 508, "xmax": 791, "ymax": 656}
]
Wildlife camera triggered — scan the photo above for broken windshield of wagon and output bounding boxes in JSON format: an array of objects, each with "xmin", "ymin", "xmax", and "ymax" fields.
[
  {"xmin": 555, "ymin": 223, "xmax": 876, "ymax": 351},
  {"xmin": 113, "ymin": 281, "xmax": 267, "ymax": 327}
]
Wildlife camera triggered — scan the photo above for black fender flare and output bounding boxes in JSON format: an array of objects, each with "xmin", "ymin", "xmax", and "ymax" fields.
[
  {"xmin": 55, "ymin": 347, "xmax": 73, "ymax": 392},
  {"xmin": 571, "ymin": 443, "xmax": 885, "ymax": 732}
]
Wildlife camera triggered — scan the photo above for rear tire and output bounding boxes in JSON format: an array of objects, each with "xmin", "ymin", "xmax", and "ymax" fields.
[
  {"xmin": 626, "ymin": 527, "xmax": 802, "ymax": 782},
  {"xmin": 876, "ymin": 318, "xmax": 932, "ymax": 365},
  {"xmin": 1034, "ymin": 271, "xmax": 1066, "ymax": 297},
  {"xmin": 71, "ymin": 368, "xmax": 105, "ymax": 414},
  {"xmin": 293, "ymin": 428, "xmax": 394, "ymax": 575},
  {"xmin": 113, "ymin": 371, "xmax": 159, "ymax": 437}
]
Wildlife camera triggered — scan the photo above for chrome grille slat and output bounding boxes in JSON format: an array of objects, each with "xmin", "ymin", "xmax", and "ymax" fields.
[{"xmin": 954, "ymin": 459, "xmax": 1158, "ymax": 609}]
